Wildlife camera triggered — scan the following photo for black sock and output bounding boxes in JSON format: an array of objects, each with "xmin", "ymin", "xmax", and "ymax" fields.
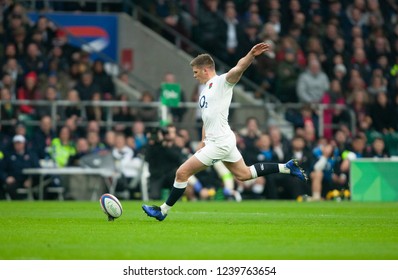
[
  {"xmin": 253, "ymin": 163, "xmax": 279, "ymax": 177},
  {"xmin": 165, "ymin": 187, "xmax": 185, "ymax": 206}
]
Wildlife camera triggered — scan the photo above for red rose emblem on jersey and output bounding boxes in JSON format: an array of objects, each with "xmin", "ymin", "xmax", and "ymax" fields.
[{"xmin": 209, "ymin": 83, "xmax": 213, "ymax": 89}]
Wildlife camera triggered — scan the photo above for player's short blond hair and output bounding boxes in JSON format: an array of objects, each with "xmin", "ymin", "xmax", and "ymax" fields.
[{"xmin": 190, "ymin": 54, "xmax": 215, "ymax": 69}]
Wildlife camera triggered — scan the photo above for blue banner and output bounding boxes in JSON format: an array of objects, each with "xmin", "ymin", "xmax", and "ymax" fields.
[{"xmin": 28, "ymin": 12, "xmax": 118, "ymax": 61}]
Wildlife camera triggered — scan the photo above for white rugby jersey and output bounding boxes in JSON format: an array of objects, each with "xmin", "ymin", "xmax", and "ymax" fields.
[{"xmin": 198, "ymin": 73, "xmax": 235, "ymax": 141}]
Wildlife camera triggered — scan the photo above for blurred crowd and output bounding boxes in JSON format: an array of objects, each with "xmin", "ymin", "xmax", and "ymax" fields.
[
  {"xmin": 0, "ymin": 1, "xmax": 154, "ymax": 200},
  {"xmin": 139, "ymin": 0, "xmax": 398, "ymax": 137},
  {"xmin": 1, "ymin": 1, "xmax": 398, "ymax": 201}
]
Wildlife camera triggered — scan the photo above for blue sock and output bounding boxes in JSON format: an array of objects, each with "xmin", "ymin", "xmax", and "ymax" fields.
[
  {"xmin": 223, "ymin": 188, "xmax": 232, "ymax": 196},
  {"xmin": 193, "ymin": 181, "xmax": 203, "ymax": 193}
]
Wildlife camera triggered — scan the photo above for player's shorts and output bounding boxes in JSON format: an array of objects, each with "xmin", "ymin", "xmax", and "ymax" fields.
[{"xmin": 194, "ymin": 132, "xmax": 242, "ymax": 166}]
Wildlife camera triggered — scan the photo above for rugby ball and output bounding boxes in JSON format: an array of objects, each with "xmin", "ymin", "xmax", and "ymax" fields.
[{"xmin": 99, "ymin": 193, "xmax": 123, "ymax": 220}]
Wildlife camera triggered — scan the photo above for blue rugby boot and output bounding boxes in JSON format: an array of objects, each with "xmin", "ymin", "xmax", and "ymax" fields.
[
  {"xmin": 286, "ymin": 159, "xmax": 308, "ymax": 182},
  {"xmin": 142, "ymin": 205, "xmax": 167, "ymax": 221}
]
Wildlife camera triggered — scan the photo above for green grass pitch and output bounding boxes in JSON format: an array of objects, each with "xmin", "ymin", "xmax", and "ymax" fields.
[{"xmin": 1, "ymin": 200, "xmax": 397, "ymax": 260}]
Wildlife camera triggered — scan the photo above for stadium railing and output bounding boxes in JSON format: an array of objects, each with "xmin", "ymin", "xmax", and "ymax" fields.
[{"xmin": 0, "ymin": 100, "xmax": 356, "ymax": 139}]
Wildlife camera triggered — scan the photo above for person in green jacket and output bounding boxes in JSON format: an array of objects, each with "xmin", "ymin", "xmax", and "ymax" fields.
[{"xmin": 50, "ymin": 126, "xmax": 76, "ymax": 167}]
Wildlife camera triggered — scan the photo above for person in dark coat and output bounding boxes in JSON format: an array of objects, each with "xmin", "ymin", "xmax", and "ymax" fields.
[
  {"xmin": 31, "ymin": 115, "xmax": 56, "ymax": 160},
  {"xmin": 92, "ymin": 59, "xmax": 115, "ymax": 100},
  {"xmin": 0, "ymin": 134, "xmax": 40, "ymax": 200},
  {"xmin": 145, "ymin": 125, "xmax": 185, "ymax": 200},
  {"xmin": 74, "ymin": 71, "xmax": 101, "ymax": 101},
  {"xmin": 369, "ymin": 91, "xmax": 397, "ymax": 133}
]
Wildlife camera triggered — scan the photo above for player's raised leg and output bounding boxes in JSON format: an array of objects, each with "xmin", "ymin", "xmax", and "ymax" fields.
[{"xmin": 223, "ymin": 158, "xmax": 308, "ymax": 182}]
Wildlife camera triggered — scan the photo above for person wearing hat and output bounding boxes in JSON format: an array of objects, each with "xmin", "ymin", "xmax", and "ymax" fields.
[{"xmin": 0, "ymin": 134, "xmax": 40, "ymax": 200}]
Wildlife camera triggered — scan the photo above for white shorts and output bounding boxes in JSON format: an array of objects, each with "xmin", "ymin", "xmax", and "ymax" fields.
[{"xmin": 194, "ymin": 133, "xmax": 242, "ymax": 166}]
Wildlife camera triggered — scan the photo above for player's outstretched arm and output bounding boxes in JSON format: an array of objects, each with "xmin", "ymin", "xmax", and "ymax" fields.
[{"xmin": 226, "ymin": 42, "xmax": 269, "ymax": 84}]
